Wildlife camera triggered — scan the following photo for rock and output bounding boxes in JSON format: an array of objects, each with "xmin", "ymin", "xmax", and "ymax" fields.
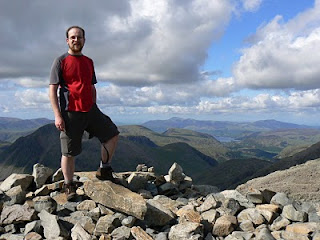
[
  {"xmin": 24, "ymin": 232, "xmax": 43, "ymax": 240},
  {"xmin": 32, "ymin": 163, "xmax": 54, "ymax": 188},
  {"xmin": 111, "ymin": 226, "xmax": 132, "ymax": 239},
  {"xmin": 219, "ymin": 190, "xmax": 255, "ymax": 208},
  {"xmin": 144, "ymin": 199, "xmax": 176, "ymax": 227},
  {"xmin": 237, "ymin": 208, "xmax": 265, "ymax": 225},
  {"xmin": 282, "ymin": 204, "xmax": 308, "ymax": 222},
  {"xmin": 196, "ymin": 194, "xmax": 218, "ymax": 213},
  {"xmin": 24, "ymin": 220, "xmax": 42, "ymax": 235},
  {"xmin": 270, "ymin": 192, "xmax": 292, "ymax": 207},
  {"xmin": 121, "ymin": 215, "xmax": 136, "ymax": 228},
  {"xmin": 255, "ymin": 227, "xmax": 275, "ymax": 240},
  {"xmin": 4, "ymin": 185, "xmax": 26, "ymax": 205},
  {"xmin": 131, "ymin": 226, "xmax": 153, "ymax": 240},
  {"xmin": 84, "ymin": 180, "xmax": 147, "ymax": 220},
  {"xmin": 33, "ymin": 196, "xmax": 57, "ymax": 213},
  {"xmin": 38, "ymin": 209, "xmax": 68, "ymax": 239},
  {"xmin": 286, "ymin": 222, "xmax": 320, "ymax": 234},
  {"xmin": 71, "ymin": 223, "xmax": 92, "ymax": 240},
  {"xmin": 0, "ymin": 204, "xmax": 36, "ymax": 225},
  {"xmin": 127, "ymin": 172, "xmax": 148, "ymax": 192},
  {"xmin": 52, "ymin": 168, "xmax": 64, "ymax": 182},
  {"xmin": 270, "ymin": 215, "xmax": 291, "ymax": 231},
  {"xmin": 212, "ymin": 215, "xmax": 237, "ymax": 237},
  {"xmin": 0, "ymin": 174, "xmax": 34, "ymax": 192},
  {"xmin": 201, "ymin": 209, "xmax": 219, "ymax": 223},
  {"xmin": 168, "ymin": 222, "xmax": 203, "ymax": 240},
  {"xmin": 94, "ymin": 214, "xmax": 121, "ymax": 236},
  {"xmin": 177, "ymin": 207, "xmax": 201, "ymax": 224},
  {"xmin": 168, "ymin": 163, "xmax": 185, "ymax": 184},
  {"xmin": 76, "ymin": 199, "xmax": 96, "ymax": 211}
]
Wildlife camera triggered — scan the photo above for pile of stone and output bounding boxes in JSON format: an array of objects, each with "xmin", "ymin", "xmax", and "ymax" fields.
[{"xmin": 0, "ymin": 162, "xmax": 320, "ymax": 240}]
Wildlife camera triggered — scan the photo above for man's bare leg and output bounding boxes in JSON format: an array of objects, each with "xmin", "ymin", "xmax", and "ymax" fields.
[
  {"xmin": 61, "ymin": 155, "xmax": 75, "ymax": 183},
  {"xmin": 101, "ymin": 134, "xmax": 119, "ymax": 164},
  {"xmin": 96, "ymin": 134, "xmax": 119, "ymax": 181}
]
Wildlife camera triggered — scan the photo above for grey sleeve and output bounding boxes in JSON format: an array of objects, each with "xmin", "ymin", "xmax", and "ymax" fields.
[{"xmin": 49, "ymin": 57, "xmax": 62, "ymax": 85}]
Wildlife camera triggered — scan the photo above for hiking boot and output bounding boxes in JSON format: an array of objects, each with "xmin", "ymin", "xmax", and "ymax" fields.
[
  {"xmin": 96, "ymin": 166, "xmax": 122, "ymax": 185},
  {"xmin": 62, "ymin": 182, "xmax": 76, "ymax": 200},
  {"xmin": 96, "ymin": 166, "xmax": 115, "ymax": 180}
]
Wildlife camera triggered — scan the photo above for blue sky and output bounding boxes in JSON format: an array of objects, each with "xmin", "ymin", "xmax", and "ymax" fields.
[{"xmin": 0, "ymin": 0, "xmax": 320, "ymax": 125}]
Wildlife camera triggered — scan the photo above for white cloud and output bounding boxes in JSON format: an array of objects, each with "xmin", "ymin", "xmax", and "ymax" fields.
[
  {"xmin": 241, "ymin": 0, "xmax": 262, "ymax": 12},
  {"xmin": 233, "ymin": 2, "xmax": 320, "ymax": 90}
]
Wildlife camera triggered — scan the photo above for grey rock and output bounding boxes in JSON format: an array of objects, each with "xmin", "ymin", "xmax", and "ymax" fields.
[
  {"xmin": 270, "ymin": 192, "xmax": 292, "ymax": 207},
  {"xmin": 168, "ymin": 222, "xmax": 203, "ymax": 240},
  {"xmin": 33, "ymin": 196, "xmax": 57, "ymax": 213},
  {"xmin": 155, "ymin": 232, "xmax": 168, "ymax": 240},
  {"xmin": 246, "ymin": 189, "xmax": 264, "ymax": 204},
  {"xmin": 168, "ymin": 163, "xmax": 185, "ymax": 184},
  {"xmin": 38, "ymin": 209, "xmax": 67, "ymax": 239},
  {"xmin": 282, "ymin": 204, "xmax": 307, "ymax": 222},
  {"xmin": 0, "ymin": 174, "xmax": 34, "ymax": 192},
  {"xmin": 270, "ymin": 215, "xmax": 291, "ymax": 231},
  {"xmin": 24, "ymin": 220, "xmax": 42, "ymax": 235},
  {"xmin": 127, "ymin": 172, "xmax": 148, "ymax": 192},
  {"xmin": 0, "ymin": 233, "xmax": 24, "ymax": 240},
  {"xmin": 71, "ymin": 222, "xmax": 92, "ymax": 240},
  {"xmin": 4, "ymin": 185, "xmax": 26, "ymax": 206},
  {"xmin": 32, "ymin": 163, "xmax": 54, "ymax": 188},
  {"xmin": 158, "ymin": 182, "xmax": 179, "ymax": 196},
  {"xmin": 84, "ymin": 180, "xmax": 147, "ymax": 220},
  {"xmin": 52, "ymin": 168, "xmax": 64, "ymax": 182},
  {"xmin": 255, "ymin": 227, "xmax": 276, "ymax": 240},
  {"xmin": 237, "ymin": 208, "xmax": 265, "ymax": 225},
  {"xmin": 219, "ymin": 190, "xmax": 255, "ymax": 208},
  {"xmin": 144, "ymin": 199, "xmax": 176, "ymax": 227},
  {"xmin": 94, "ymin": 214, "xmax": 121, "ymax": 236},
  {"xmin": 121, "ymin": 215, "xmax": 136, "ymax": 228},
  {"xmin": 0, "ymin": 204, "xmax": 36, "ymax": 225},
  {"xmin": 212, "ymin": 215, "xmax": 237, "ymax": 237},
  {"xmin": 111, "ymin": 226, "xmax": 132, "ymax": 240},
  {"xmin": 196, "ymin": 194, "xmax": 217, "ymax": 213}
]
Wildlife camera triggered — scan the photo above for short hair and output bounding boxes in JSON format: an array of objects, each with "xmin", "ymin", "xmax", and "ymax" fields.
[{"xmin": 66, "ymin": 26, "xmax": 85, "ymax": 38}]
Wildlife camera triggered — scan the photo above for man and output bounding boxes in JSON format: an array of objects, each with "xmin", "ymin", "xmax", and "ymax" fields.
[{"xmin": 49, "ymin": 26, "xmax": 120, "ymax": 199}]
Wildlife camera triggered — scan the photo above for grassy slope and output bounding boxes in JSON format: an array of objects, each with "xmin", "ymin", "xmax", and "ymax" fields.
[{"xmin": 119, "ymin": 125, "xmax": 230, "ymax": 162}]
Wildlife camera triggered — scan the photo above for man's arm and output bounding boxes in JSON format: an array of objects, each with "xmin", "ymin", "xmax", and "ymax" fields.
[{"xmin": 49, "ymin": 84, "xmax": 65, "ymax": 131}]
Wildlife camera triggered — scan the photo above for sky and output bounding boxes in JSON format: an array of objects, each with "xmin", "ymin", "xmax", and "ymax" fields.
[{"xmin": 1, "ymin": 0, "xmax": 320, "ymax": 125}]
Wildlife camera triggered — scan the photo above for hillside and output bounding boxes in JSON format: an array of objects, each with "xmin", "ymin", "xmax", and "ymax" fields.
[
  {"xmin": 236, "ymin": 158, "xmax": 320, "ymax": 204},
  {"xmin": 119, "ymin": 125, "xmax": 230, "ymax": 161},
  {"xmin": 0, "ymin": 117, "xmax": 53, "ymax": 142},
  {"xmin": 0, "ymin": 124, "xmax": 218, "ymax": 181}
]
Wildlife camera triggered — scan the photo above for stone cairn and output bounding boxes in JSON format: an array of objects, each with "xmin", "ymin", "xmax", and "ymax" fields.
[{"xmin": 0, "ymin": 162, "xmax": 320, "ymax": 240}]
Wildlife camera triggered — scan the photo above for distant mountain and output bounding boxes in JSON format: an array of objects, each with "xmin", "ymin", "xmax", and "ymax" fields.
[
  {"xmin": 142, "ymin": 117, "xmax": 318, "ymax": 137},
  {"xmin": 0, "ymin": 117, "xmax": 53, "ymax": 130},
  {"xmin": 0, "ymin": 117, "xmax": 53, "ymax": 142},
  {"xmin": 119, "ymin": 125, "xmax": 230, "ymax": 162},
  {"xmin": 0, "ymin": 124, "xmax": 218, "ymax": 181}
]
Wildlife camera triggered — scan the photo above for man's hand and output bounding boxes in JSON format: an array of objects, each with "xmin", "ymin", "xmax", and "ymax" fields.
[{"xmin": 55, "ymin": 115, "xmax": 65, "ymax": 131}]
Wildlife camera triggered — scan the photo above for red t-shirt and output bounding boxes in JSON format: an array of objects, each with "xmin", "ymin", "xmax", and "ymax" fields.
[{"xmin": 50, "ymin": 53, "xmax": 97, "ymax": 112}]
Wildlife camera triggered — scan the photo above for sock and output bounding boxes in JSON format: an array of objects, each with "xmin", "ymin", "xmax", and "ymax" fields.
[{"xmin": 100, "ymin": 161, "xmax": 111, "ymax": 168}]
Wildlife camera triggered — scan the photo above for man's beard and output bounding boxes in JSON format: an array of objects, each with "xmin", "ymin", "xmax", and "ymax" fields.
[{"xmin": 69, "ymin": 44, "xmax": 83, "ymax": 53}]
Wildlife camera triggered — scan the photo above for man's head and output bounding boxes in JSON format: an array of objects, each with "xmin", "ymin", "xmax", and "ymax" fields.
[{"xmin": 66, "ymin": 26, "xmax": 85, "ymax": 55}]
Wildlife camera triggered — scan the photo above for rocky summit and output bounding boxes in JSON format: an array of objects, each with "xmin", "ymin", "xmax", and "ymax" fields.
[{"xmin": 0, "ymin": 162, "xmax": 319, "ymax": 240}]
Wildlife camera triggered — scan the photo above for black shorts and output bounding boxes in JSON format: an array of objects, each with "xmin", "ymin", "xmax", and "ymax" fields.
[{"xmin": 60, "ymin": 104, "xmax": 120, "ymax": 157}]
